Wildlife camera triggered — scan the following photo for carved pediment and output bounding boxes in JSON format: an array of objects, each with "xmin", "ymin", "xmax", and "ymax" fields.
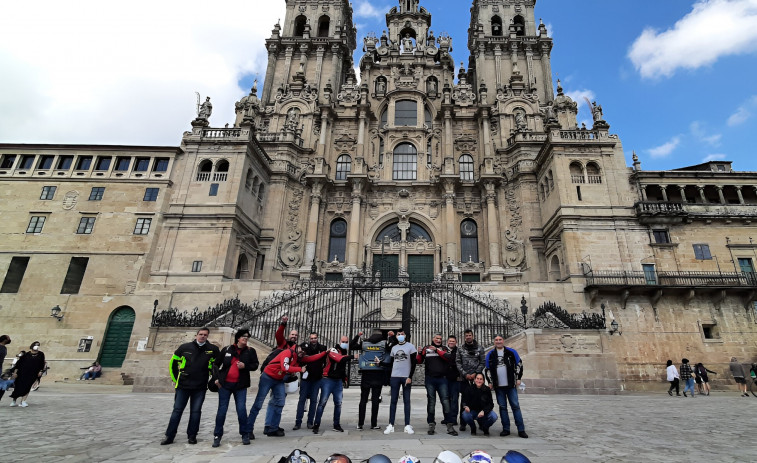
[{"xmin": 454, "ymin": 134, "xmax": 478, "ymax": 153}]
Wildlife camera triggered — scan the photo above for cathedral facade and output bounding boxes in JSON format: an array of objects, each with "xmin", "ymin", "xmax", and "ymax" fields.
[{"xmin": 1, "ymin": 0, "xmax": 756, "ymax": 390}]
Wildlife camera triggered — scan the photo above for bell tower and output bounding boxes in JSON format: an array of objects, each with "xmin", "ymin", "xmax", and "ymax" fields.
[
  {"xmin": 261, "ymin": 0, "xmax": 357, "ymax": 105},
  {"xmin": 468, "ymin": 0, "xmax": 554, "ymax": 103}
]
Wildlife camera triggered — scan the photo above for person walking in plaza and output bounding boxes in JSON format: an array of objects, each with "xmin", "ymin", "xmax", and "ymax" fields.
[
  {"xmin": 212, "ymin": 329, "xmax": 259, "ymax": 447},
  {"xmin": 312, "ymin": 336, "xmax": 350, "ymax": 433},
  {"xmin": 384, "ymin": 330, "xmax": 417, "ymax": 435},
  {"xmin": 0, "ymin": 335, "xmax": 11, "ymax": 403},
  {"xmin": 161, "ymin": 327, "xmax": 221, "ymax": 445},
  {"xmin": 694, "ymin": 362, "xmax": 716, "ymax": 396},
  {"xmin": 417, "ymin": 333, "xmax": 458, "ymax": 436},
  {"xmin": 666, "ymin": 359, "xmax": 680, "ymax": 396},
  {"xmin": 248, "ymin": 344, "xmax": 328, "ymax": 438},
  {"xmin": 351, "ymin": 329, "xmax": 388, "ymax": 430},
  {"xmin": 443, "ymin": 335, "xmax": 461, "ymax": 428},
  {"xmin": 455, "ymin": 329, "xmax": 485, "ymax": 431},
  {"xmin": 9, "ymin": 341, "xmax": 46, "ymax": 408},
  {"xmin": 680, "ymin": 358, "xmax": 695, "ymax": 397},
  {"xmin": 729, "ymin": 357, "xmax": 749, "ymax": 397},
  {"xmin": 460, "ymin": 372, "xmax": 497, "ymax": 436},
  {"xmin": 294, "ymin": 332, "xmax": 327, "ymax": 430},
  {"xmin": 485, "ymin": 335, "xmax": 528, "ymax": 438}
]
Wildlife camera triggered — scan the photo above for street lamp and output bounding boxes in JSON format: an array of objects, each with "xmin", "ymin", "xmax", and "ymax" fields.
[
  {"xmin": 520, "ymin": 296, "xmax": 528, "ymax": 325},
  {"xmin": 609, "ymin": 319, "xmax": 621, "ymax": 335},
  {"xmin": 50, "ymin": 305, "xmax": 63, "ymax": 321}
]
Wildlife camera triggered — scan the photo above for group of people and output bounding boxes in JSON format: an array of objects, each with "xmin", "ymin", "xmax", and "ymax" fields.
[
  {"xmin": 666, "ymin": 357, "xmax": 756, "ymax": 397},
  {"xmin": 0, "ymin": 335, "xmax": 47, "ymax": 407},
  {"xmin": 160, "ymin": 317, "xmax": 529, "ymax": 447}
]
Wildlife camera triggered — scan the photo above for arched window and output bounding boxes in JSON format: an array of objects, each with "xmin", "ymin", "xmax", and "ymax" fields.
[
  {"xmin": 547, "ymin": 169, "xmax": 554, "ymax": 190},
  {"xmin": 317, "ymin": 15, "xmax": 330, "ymax": 38},
  {"xmin": 427, "ymin": 139, "xmax": 432, "ymax": 167},
  {"xmin": 569, "ymin": 162, "xmax": 585, "ymax": 184},
  {"xmin": 393, "ymin": 143, "xmax": 417, "ymax": 180},
  {"xmin": 245, "ymin": 169, "xmax": 253, "ymax": 189},
  {"xmin": 376, "ymin": 222, "xmax": 431, "ymax": 242},
  {"xmin": 214, "ymin": 159, "xmax": 229, "ymax": 181},
  {"xmin": 379, "ymin": 138, "xmax": 385, "ymax": 166},
  {"xmin": 257, "ymin": 183, "xmax": 265, "ymax": 201},
  {"xmin": 514, "ymin": 15, "xmax": 525, "ymax": 36},
  {"xmin": 380, "ymin": 108, "xmax": 388, "ymax": 128},
  {"xmin": 461, "ymin": 219, "xmax": 479, "ymax": 263},
  {"xmin": 459, "ymin": 154, "xmax": 474, "ymax": 181},
  {"xmin": 294, "ymin": 15, "xmax": 307, "ymax": 37},
  {"xmin": 425, "ymin": 107, "xmax": 432, "ymax": 128},
  {"xmin": 236, "ymin": 254, "xmax": 249, "ymax": 279},
  {"xmin": 197, "ymin": 159, "xmax": 212, "ymax": 181},
  {"xmin": 377, "ymin": 222, "xmax": 401, "ymax": 242},
  {"xmin": 586, "ymin": 162, "xmax": 602, "ymax": 184},
  {"xmin": 395, "ymin": 100, "xmax": 417, "ymax": 126},
  {"xmin": 491, "ymin": 16, "xmax": 503, "ymax": 36},
  {"xmin": 251, "ymin": 176, "xmax": 260, "ymax": 196},
  {"xmin": 328, "ymin": 219, "xmax": 348, "ymax": 262},
  {"xmin": 549, "ymin": 255, "xmax": 561, "ymax": 281},
  {"xmin": 336, "ymin": 154, "xmax": 351, "ymax": 180}
]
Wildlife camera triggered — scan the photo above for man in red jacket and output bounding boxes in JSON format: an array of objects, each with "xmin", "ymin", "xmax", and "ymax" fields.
[
  {"xmin": 275, "ymin": 316, "xmax": 299, "ymax": 350},
  {"xmin": 312, "ymin": 336, "xmax": 350, "ymax": 434}
]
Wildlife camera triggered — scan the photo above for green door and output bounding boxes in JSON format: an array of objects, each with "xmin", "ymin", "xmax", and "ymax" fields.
[
  {"xmin": 408, "ymin": 255, "xmax": 434, "ymax": 283},
  {"xmin": 373, "ymin": 254, "xmax": 399, "ymax": 281},
  {"xmin": 99, "ymin": 307, "xmax": 136, "ymax": 368}
]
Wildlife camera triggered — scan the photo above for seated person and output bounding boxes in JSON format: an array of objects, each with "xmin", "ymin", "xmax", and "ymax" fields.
[{"xmin": 82, "ymin": 362, "xmax": 102, "ymax": 380}]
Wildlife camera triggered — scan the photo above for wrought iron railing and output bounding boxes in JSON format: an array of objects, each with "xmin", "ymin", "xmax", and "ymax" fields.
[
  {"xmin": 585, "ymin": 270, "xmax": 757, "ymax": 288},
  {"xmin": 531, "ymin": 301, "xmax": 605, "ymax": 329}
]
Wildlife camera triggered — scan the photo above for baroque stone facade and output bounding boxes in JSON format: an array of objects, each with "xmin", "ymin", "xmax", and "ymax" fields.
[{"xmin": 0, "ymin": 0, "xmax": 755, "ymax": 391}]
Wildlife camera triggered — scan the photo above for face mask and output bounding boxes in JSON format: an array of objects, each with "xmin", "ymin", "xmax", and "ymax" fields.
[
  {"xmin": 397, "ymin": 335, "xmax": 406, "ymax": 343},
  {"xmin": 32, "ymin": 346, "xmax": 39, "ymax": 351},
  {"xmin": 340, "ymin": 343, "xmax": 349, "ymax": 350}
]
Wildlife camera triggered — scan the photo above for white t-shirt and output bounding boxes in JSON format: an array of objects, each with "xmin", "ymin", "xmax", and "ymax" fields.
[
  {"xmin": 495, "ymin": 349, "xmax": 509, "ymax": 387},
  {"xmin": 390, "ymin": 342, "xmax": 417, "ymax": 378},
  {"xmin": 666, "ymin": 365, "xmax": 679, "ymax": 381}
]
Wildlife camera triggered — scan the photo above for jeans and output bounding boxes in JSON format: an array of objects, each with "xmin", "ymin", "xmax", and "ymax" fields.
[
  {"xmin": 446, "ymin": 379, "xmax": 460, "ymax": 424},
  {"xmin": 424, "ymin": 376, "xmax": 450, "ymax": 424},
  {"xmin": 494, "ymin": 386, "xmax": 525, "ymax": 432},
  {"xmin": 165, "ymin": 387, "xmax": 207, "ymax": 439},
  {"xmin": 358, "ymin": 384, "xmax": 382, "ymax": 427},
  {"xmin": 684, "ymin": 378, "xmax": 696, "ymax": 395},
  {"xmin": 314, "ymin": 377, "xmax": 343, "ymax": 426},
  {"xmin": 247, "ymin": 373, "xmax": 286, "ymax": 433},
  {"xmin": 389, "ymin": 377, "xmax": 412, "ymax": 426},
  {"xmin": 295, "ymin": 379, "xmax": 321, "ymax": 426},
  {"xmin": 459, "ymin": 380, "xmax": 474, "ymax": 425},
  {"xmin": 461, "ymin": 410, "xmax": 498, "ymax": 429},
  {"xmin": 214, "ymin": 383, "xmax": 248, "ymax": 437}
]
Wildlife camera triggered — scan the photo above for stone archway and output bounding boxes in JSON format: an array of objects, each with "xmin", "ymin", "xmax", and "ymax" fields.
[{"xmin": 99, "ymin": 306, "xmax": 136, "ymax": 368}]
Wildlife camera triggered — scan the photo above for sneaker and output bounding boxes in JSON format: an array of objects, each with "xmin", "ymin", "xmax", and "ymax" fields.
[
  {"xmin": 371, "ymin": 425, "xmax": 381, "ymax": 430},
  {"xmin": 482, "ymin": 427, "xmax": 489, "ymax": 436},
  {"xmin": 500, "ymin": 430, "xmax": 510, "ymax": 437},
  {"xmin": 518, "ymin": 431, "xmax": 529, "ymax": 439},
  {"xmin": 160, "ymin": 437, "xmax": 174, "ymax": 445},
  {"xmin": 404, "ymin": 425, "xmax": 414, "ymax": 435},
  {"xmin": 357, "ymin": 425, "xmax": 363, "ymax": 430},
  {"xmin": 266, "ymin": 428, "xmax": 285, "ymax": 437},
  {"xmin": 307, "ymin": 423, "xmax": 314, "ymax": 429},
  {"xmin": 293, "ymin": 424, "xmax": 301, "ymax": 431},
  {"xmin": 333, "ymin": 424, "xmax": 344, "ymax": 432},
  {"xmin": 668, "ymin": 390, "xmax": 673, "ymax": 396},
  {"xmin": 242, "ymin": 433, "xmax": 251, "ymax": 445},
  {"xmin": 20, "ymin": 402, "xmax": 28, "ymax": 408},
  {"xmin": 383, "ymin": 424, "xmax": 395, "ymax": 434},
  {"xmin": 683, "ymin": 391, "xmax": 687, "ymax": 397},
  {"xmin": 446, "ymin": 423, "xmax": 458, "ymax": 436},
  {"xmin": 188, "ymin": 436, "xmax": 197, "ymax": 444},
  {"xmin": 212, "ymin": 436, "xmax": 221, "ymax": 448},
  {"xmin": 9, "ymin": 400, "xmax": 17, "ymax": 407},
  {"xmin": 427, "ymin": 423, "xmax": 435, "ymax": 435},
  {"xmin": 312, "ymin": 425, "xmax": 320, "ymax": 434}
]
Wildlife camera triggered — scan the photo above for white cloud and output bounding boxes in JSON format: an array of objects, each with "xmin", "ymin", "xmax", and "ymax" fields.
[
  {"xmin": 689, "ymin": 121, "xmax": 722, "ymax": 146},
  {"xmin": 727, "ymin": 96, "xmax": 757, "ymax": 126},
  {"xmin": 702, "ymin": 153, "xmax": 727, "ymax": 162},
  {"xmin": 355, "ymin": 1, "xmax": 387, "ymax": 19},
  {"xmin": 628, "ymin": 0, "xmax": 757, "ymax": 79},
  {"xmin": 647, "ymin": 136, "xmax": 682, "ymax": 158},
  {"xmin": 0, "ymin": 0, "xmax": 286, "ymax": 145}
]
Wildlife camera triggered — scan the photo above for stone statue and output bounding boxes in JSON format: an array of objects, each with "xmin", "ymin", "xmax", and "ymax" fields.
[
  {"xmin": 376, "ymin": 77, "xmax": 386, "ymax": 94},
  {"xmin": 427, "ymin": 30, "xmax": 436, "ymax": 46},
  {"xmin": 591, "ymin": 101, "xmax": 604, "ymax": 122},
  {"xmin": 427, "ymin": 78, "xmax": 438, "ymax": 95},
  {"xmin": 514, "ymin": 110, "xmax": 527, "ymax": 131},
  {"xmin": 198, "ymin": 97, "xmax": 212, "ymax": 120},
  {"xmin": 402, "ymin": 34, "xmax": 414, "ymax": 53},
  {"xmin": 544, "ymin": 102, "xmax": 556, "ymax": 122}
]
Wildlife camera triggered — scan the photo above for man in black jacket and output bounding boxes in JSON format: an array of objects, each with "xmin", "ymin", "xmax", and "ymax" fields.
[
  {"xmin": 294, "ymin": 332, "xmax": 327, "ymax": 430},
  {"xmin": 162, "ymin": 327, "xmax": 221, "ymax": 445},
  {"xmin": 417, "ymin": 333, "xmax": 458, "ymax": 436},
  {"xmin": 455, "ymin": 329, "xmax": 485, "ymax": 431},
  {"xmin": 212, "ymin": 329, "xmax": 259, "ymax": 447},
  {"xmin": 312, "ymin": 336, "xmax": 350, "ymax": 433},
  {"xmin": 484, "ymin": 335, "xmax": 527, "ymax": 438},
  {"xmin": 351, "ymin": 329, "xmax": 388, "ymax": 430},
  {"xmin": 443, "ymin": 335, "xmax": 461, "ymax": 427}
]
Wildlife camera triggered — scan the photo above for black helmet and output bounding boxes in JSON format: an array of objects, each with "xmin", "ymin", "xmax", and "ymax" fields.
[
  {"xmin": 279, "ymin": 450, "xmax": 316, "ymax": 463},
  {"xmin": 365, "ymin": 455, "xmax": 392, "ymax": 463},
  {"xmin": 207, "ymin": 377, "xmax": 219, "ymax": 393}
]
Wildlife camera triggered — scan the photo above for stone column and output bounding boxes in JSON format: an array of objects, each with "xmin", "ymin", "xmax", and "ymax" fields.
[
  {"xmin": 314, "ymin": 46, "xmax": 325, "ymax": 91},
  {"xmin": 331, "ymin": 45, "xmax": 342, "ymax": 94},
  {"xmin": 284, "ymin": 46, "xmax": 294, "ymax": 83},
  {"xmin": 540, "ymin": 44, "xmax": 554, "ymax": 103},
  {"xmin": 716, "ymin": 185, "xmax": 726, "ymax": 204},
  {"xmin": 357, "ymin": 111, "xmax": 366, "ymax": 158},
  {"xmin": 640, "ymin": 186, "xmax": 648, "ymax": 202},
  {"xmin": 736, "ymin": 186, "xmax": 745, "ymax": 205},
  {"xmin": 525, "ymin": 45, "xmax": 535, "ymax": 90},
  {"xmin": 443, "ymin": 180, "xmax": 457, "ymax": 263},
  {"xmin": 698, "ymin": 186, "xmax": 707, "ymax": 203},
  {"xmin": 484, "ymin": 182, "xmax": 504, "ymax": 279},
  {"xmin": 262, "ymin": 47, "xmax": 278, "ymax": 104},
  {"xmin": 346, "ymin": 180, "xmax": 363, "ymax": 268},
  {"xmin": 301, "ymin": 181, "xmax": 324, "ymax": 273},
  {"xmin": 481, "ymin": 109, "xmax": 493, "ymax": 158},
  {"xmin": 660, "ymin": 185, "xmax": 668, "ymax": 202},
  {"xmin": 494, "ymin": 45, "xmax": 503, "ymax": 87},
  {"xmin": 398, "ymin": 220, "xmax": 409, "ymax": 270},
  {"xmin": 317, "ymin": 113, "xmax": 330, "ymax": 157},
  {"xmin": 678, "ymin": 185, "xmax": 687, "ymax": 203}
]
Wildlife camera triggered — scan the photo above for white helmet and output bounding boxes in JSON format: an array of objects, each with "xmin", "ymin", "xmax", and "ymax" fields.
[
  {"xmin": 464, "ymin": 451, "xmax": 492, "ymax": 463},
  {"xmin": 434, "ymin": 451, "xmax": 463, "ymax": 463},
  {"xmin": 285, "ymin": 380, "xmax": 299, "ymax": 395},
  {"xmin": 398, "ymin": 456, "xmax": 420, "ymax": 463}
]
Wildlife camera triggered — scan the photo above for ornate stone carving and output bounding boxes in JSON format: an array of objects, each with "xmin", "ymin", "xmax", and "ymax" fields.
[
  {"xmin": 504, "ymin": 230, "xmax": 526, "ymax": 268},
  {"xmin": 62, "ymin": 191, "xmax": 79, "ymax": 210},
  {"xmin": 277, "ymin": 188, "xmax": 305, "ymax": 270}
]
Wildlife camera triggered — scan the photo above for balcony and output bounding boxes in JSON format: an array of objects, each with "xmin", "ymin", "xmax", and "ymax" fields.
[
  {"xmin": 585, "ymin": 270, "xmax": 757, "ymax": 289},
  {"xmin": 635, "ymin": 201, "xmax": 687, "ymax": 224},
  {"xmin": 636, "ymin": 201, "xmax": 757, "ymax": 224}
]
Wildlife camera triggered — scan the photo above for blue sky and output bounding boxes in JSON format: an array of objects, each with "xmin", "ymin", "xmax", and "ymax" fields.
[{"xmin": 2, "ymin": 0, "xmax": 756, "ymax": 172}]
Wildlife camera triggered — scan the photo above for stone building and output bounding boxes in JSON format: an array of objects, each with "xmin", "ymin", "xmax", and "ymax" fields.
[{"xmin": 1, "ymin": 0, "xmax": 755, "ymax": 392}]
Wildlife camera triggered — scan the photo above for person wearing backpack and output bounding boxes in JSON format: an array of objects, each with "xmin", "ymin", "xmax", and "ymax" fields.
[
  {"xmin": 350, "ymin": 329, "xmax": 389, "ymax": 430},
  {"xmin": 211, "ymin": 329, "xmax": 259, "ymax": 447}
]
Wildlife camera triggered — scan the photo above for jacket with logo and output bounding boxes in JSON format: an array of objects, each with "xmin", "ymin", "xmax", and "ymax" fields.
[{"xmin": 169, "ymin": 341, "xmax": 221, "ymax": 390}]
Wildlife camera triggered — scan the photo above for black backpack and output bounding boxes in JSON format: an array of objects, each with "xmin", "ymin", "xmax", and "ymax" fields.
[{"xmin": 261, "ymin": 348, "xmax": 284, "ymax": 370}]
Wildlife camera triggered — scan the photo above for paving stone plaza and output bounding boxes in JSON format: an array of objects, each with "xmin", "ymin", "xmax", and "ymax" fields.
[{"xmin": 1, "ymin": 384, "xmax": 755, "ymax": 462}]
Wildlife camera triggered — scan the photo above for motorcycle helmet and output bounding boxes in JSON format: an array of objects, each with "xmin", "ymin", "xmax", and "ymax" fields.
[
  {"xmin": 501, "ymin": 451, "xmax": 531, "ymax": 463},
  {"xmin": 464, "ymin": 451, "xmax": 492, "ymax": 463},
  {"xmin": 398, "ymin": 456, "xmax": 420, "ymax": 463},
  {"xmin": 325, "ymin": 455, "xmax": 352, "ymax": 463},
  {"xmin": 434, "ymin": 451, "xmax": 463, "ymax": 463},
  {"xmin": 279, "ymin": 450, "xmax": 316, "ymax": 463},
  {"xmin": 365, "ymin": 455, "xmax": 392, "ymax": 463}
]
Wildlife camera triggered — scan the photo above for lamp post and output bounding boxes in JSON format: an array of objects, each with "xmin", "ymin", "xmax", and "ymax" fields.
[
  {"xmin": 151, "ymin": 299, "xmax": 159, "ymax": 325},
  {"xmin": 609, "ymin": 319, "xmax": 620, "ymax": 335},
  {"xmin": 520, "ymin": 296, "xmax": 528, "ymax": 326},
  {"xmin": 50, "ymin": 305, "xmax": 63, "ymax": 321}
]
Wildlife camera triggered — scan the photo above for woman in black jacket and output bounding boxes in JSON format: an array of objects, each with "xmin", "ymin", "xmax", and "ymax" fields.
[
  {"xmin": 212, "ymin": 329, "xmax": 259, "ymax": 447},
  {"xmin": 460, "ymin": 373, "xmax": 498, "ymax": 435}
]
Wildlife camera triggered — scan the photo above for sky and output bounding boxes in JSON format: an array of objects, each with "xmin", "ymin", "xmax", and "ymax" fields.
[{"xmin": 1, "ymin": 0, "xmax": 756, "ymax": 172}]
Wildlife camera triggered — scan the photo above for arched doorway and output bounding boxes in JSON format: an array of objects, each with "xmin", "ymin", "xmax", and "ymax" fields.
[
  {"xmin": 373, "ymin": 221, "xmax": 434, "ymax": 283},
  {"xmin": 99, "ymin": 306, "xmax": 136, "ymax": 368}
]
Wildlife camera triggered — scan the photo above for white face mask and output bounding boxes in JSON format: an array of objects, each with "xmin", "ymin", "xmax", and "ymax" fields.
[
  {"xmin": 397, "ymin": 335, "xmax": 406, "ymax": 343},
  {"xmin": 32, "ymin": 346, "xmax": 40, "ymax": 351},
  {"xmin": 340, "ymin": 343, "xmax": 349, "ymax": 350}
]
